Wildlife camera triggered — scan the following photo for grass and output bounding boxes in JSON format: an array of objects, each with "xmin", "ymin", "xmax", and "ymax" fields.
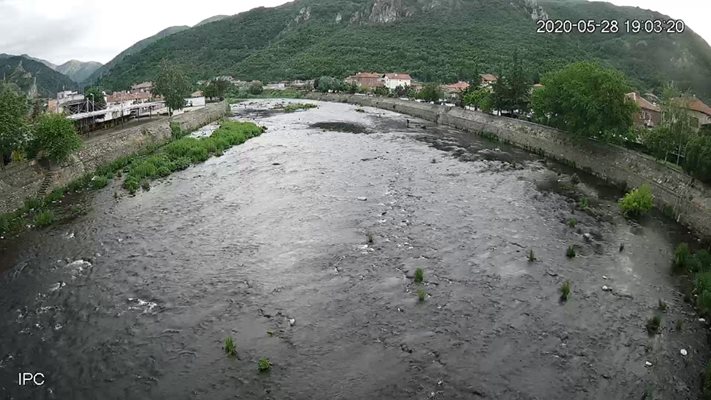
[
  {"xmin": 566, "ymin": 245, "xmax": 576, "ymax": 258},
  {"xmin": 578, "ymin": 196, "xmax": 589, "ymax": 210},
  {"xmin": 619, "ymin": 184, "xmax": 654, "ymax": 218},
  {"xmin": 560, "ymin": 280, "xmax": 571, "ymax": 301},
  {"xmin": 89, "ymin": 175, "xmax": 109, "ymax": 190},
  {"xmin": 366, "ymin": 232, "xmax": 374, "ymax": 245},
  {"xmin": 122, "ymin": 120, "xmax": 263, "ymax": 194},
  {"xmin": 672, "ymin": 243, "xmax": 691, "ymax": 272},
  {"xmin": 258, "ymin": 357, "xmax": 272, "ymax": 372},
  {"xmin": 280, "ymin": 103, "xmax": 317, "ymax": 113},
  {"xmin": 414, "ymin": 268, "xmax": 424, "ymax": 284},
  {"xmin": 646, "ymin": 315, "xmax": 661, "ymax": 335},
  {"xmin": 567, "ymin": 218, "xmax": 577, "ymax": 228},
  {"xmin": 417, "ymin": 287, "xmax": 427, "ymax": 302},
  {"xmin": 224, "ymin": 336, "xmax": 237, "ymax": 356},
  {"xmin": 528, "ymin": 249, "xmax": 536, "ymax": 262},
  {"xmin": 33, "ymin": 210, "xmax": 55, "ymax": 227}
]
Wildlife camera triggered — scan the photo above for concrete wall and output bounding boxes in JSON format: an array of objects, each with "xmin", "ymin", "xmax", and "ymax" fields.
[
  {"xmin": 0, "ymin": 101, "xmax": 228, "ymax": 214},
  {"xmin": 306, "ymin": 93, "xmax": 711, "ymax": 240}
]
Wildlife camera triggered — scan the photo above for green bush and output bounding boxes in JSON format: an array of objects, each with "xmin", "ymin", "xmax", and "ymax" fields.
[
  {"xmin": 566, "ymin": 245, "xmax": 576, "ymax": 258},
  {"xmin": 619, "ymin": 184, "xmax": 654, "ymax": 217},
  {"xmin": 170, "ymin": 122, "xmax": 183, "ymax": 139},
  {"xmin": 31, "ymin": 114, "xmax": 82, "ymax": 163},
  {"xmin": 89, "ymin": 176, "xmax": 109, "ymax": 190},
  {"xmin": 560, "ymin": 280, "xmax": 571, "ymax": 301},
  {"xmin": 46, "ymin": 188, "xmax": 65, "ymax": 203},
  {"xmin": 673, "ymin": 243, "xmax": 691, "ymax": 271},
  {"xmin": 414, "ymin": 268, "xmax": 424, "ymax": 283},
  {"xmin": 33, "ymin": 210, "xmax": 55, "ymax": 227},
  {"xmin": 258, "ymin": 357, "xmax": 271, "ymax": 372},
  {"xmin": 417, "ymin": 288, "xmax": 427, "ymax": 302},
  {"xmin": 224, "ymin": 336, "xmax": 237, "ymax": 356},
  {"xmin": 24, "ymin": 197, "xmax": 44, "ymax": 211}
]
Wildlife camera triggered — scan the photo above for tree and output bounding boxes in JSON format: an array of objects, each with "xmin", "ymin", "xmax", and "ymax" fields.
[
  {"xmin": 417, "ymin": 83, "xmax": 443, "ymax": 103},
  {"xmin": 463, "ymin": 87, "xmax": 493, "ymax": 112},
  {"xmin": 685, "ymin": 133, "xmax": 711, "ymax": 183},
  {"xmin": 204, "ymin": 79, "xmax": 231, "ymax": 100},
  {"xmin": 643, "ymin": 85, "xmax": 697, "ymax": 164},
  {"xmin": 152, "ymin": 60, "xmax": 191, "ymax": 115},
  {"xmin": 491, "ymin": 51, "xmax": 531, "ymax": 116},
  {"xmin": 248, "ymin": 81, "xmax": 263, "ymax": 95},
  {"xmin": 531, "ymin": 62, "xmax": 638, "ymax": 141},
  {"xmin": 30, "ymin": 114, "xmax": 82, "ymax": 163},
  {"xmin": 0, "ymin": 83, "xmax": 29, "ymax": 166},
  {"xmin": 315, "ymin": 76, "xmax": 345, "ymax": 93},
  {"xmin": 84, "ymin": 87, "xmax": 106, "ymax": 110}
]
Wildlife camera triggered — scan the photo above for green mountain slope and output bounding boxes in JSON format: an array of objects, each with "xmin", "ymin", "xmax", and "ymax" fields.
[
  {"xmin": 0, "ymin": 55, "xmax": 77, "ymax": 97},
  {"xmin": 86, "ymin": 25, "xmax": 190, "ymax": 84},
  {"xmin": 57, "ymin": 60, "xmax": 103, "ymax": 83},
  {"xmin": 96, "ymin": 0, "xmax": 711, "ymax": 101}
]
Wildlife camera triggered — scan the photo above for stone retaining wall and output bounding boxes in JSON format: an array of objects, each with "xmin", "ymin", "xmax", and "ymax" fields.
[
  {"xmin": 306, "ymin": 93, "xmax": 711, "ymax": 239},
  {"xmin": 0, "ymin": 102, "xmax": 228, "ymax": 214}
]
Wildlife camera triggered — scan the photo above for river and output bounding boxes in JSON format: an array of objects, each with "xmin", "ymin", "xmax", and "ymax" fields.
[{"xmin": 0, "ymin": 99, "xmax": 707, "ymax": 399}]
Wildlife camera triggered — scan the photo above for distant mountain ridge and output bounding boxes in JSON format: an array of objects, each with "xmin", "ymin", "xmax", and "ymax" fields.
[
  {"xmin": 56, "ymin": 60, "xmax": 103, "ymax": 83},
  {"xmin": 85, "ymin": 25, "xmax": 190, "ymax": 84},
  {"xmin": 0, "ymin": 55, "xmax": 77, "ymax": 97},
  {"xmin": 91, "ymin": 0, "xmax": 711, "ymax": 102}
]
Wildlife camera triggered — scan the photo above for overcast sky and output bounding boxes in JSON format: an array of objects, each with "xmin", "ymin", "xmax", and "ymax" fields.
[{"xmin": 0, "ymin": 0, "xmax": 708, "ymax": 65}]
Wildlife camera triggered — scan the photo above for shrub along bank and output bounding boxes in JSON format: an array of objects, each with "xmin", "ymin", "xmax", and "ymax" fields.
[{"xmin": 0, "ymin": 120, "xmax": 263, "ymax": 237}]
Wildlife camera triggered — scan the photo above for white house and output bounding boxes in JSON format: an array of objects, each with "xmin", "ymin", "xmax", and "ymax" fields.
[{"xmin": 383, "ymin": 73, "xmax": 412, "ymax": 90}]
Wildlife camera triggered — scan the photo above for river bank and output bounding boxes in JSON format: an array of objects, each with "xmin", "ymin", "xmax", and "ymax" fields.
[
  {"xmin": 0, "ymin": 102, "xmax": 228, "ymax": 215},
  {"xmin": 305, "ymin": 93, "xmax": 711, "ymax": 242}
]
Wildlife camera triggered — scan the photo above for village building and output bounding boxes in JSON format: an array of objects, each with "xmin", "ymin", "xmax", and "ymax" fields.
[
  {"xmin": 682, "ymin": 97, "xmax": 711, "ymax": 129},
  {"xmin": 625, "ymin": 92, "xmax": 661, "ymax": 128},
  {"xmin": 346, "ymin": 72, "xmax": 385, "ymax": 90},
  {"xmin": 382, "ymin": 73, "xmax": 412, "ymax": 90},
  {"xmin": 443, "ymin": 81, "xmax": 470, "ymax": 97},
  {"xmin": 106, "ymin": 90, "xmax": 152, "ymax": 106},
  {"xmin": 479, "ymin": 73, "xmax": 498, "ymax": 89},
  {"xmin": 130, "ymin": 82, "xmax": 154, "ymax": 93}
]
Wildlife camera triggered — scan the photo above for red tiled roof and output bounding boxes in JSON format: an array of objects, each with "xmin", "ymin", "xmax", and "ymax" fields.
[
  {"xmin": 480, "ymin": 74, "xmax": 497, "ymax": 82},
  {"xmin": 444, "ymin": 81, "xmax": 470, "ymax": 91},
  {"xmin": 686, "ymin": 98, "xmax": 711, "ymax": 116},
  {"xmin": 626, "ymin": 92, "xmax": 661, "ymax": 113}
]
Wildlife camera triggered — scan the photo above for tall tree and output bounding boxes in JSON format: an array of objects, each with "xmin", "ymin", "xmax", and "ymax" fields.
[
  {"xmin": 29, "ymin": 114, "xmax": 82, "ymax": 163},
  {"xmin": 417, "ymin": 84, "xmax": 443, "ymax": 103},
  {"xmin": 152, "ymin": 60, "xmax": 191, "ymax": 115},
  {"xmin": 0, "ymin": 83, "xmax": 29, "ymax": 166},
  {"xmin": 643, "ymin": 84, "xmax": 699, "ymax": 165},
  {"xmin": 531, "ymin": 62, "xmax": 638, "ymax": 141},
  {"xmin": 84, "ymin": 87, "xmax": 106, "ymax": 110}
]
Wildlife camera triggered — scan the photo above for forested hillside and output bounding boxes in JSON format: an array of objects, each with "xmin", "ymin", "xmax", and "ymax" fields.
[
  {"xmin": 96, "ymin": 0, "xmax": 711, "ymax": 101},
  {"xmin": 0, "ymin": 55, "xmax": 77, "ymax": 97}
]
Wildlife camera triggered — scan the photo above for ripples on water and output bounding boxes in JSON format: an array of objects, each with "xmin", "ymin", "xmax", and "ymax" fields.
[{"xmin": 0, "ymin": 99, "xmax": 707, "ymax": 399}]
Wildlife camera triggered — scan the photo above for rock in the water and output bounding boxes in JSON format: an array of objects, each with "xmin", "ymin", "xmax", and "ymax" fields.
[
  {"xmin": 289, "ymin": 318, "xmax": 296, "ymax": 327},
  {"xmin": 602, "ymin": 285, "xmax": 612, "ymax": 292},
  {"xmin": 645, "ymin": 361, "xmax": 652, "ymax": 367},
  {"xmin": 357, "ymin": 197, "xmax": 367, "ymax": 201},
  {"xmin": 680, "ymin": 349, "xmax": 688, "ymax": 356}
]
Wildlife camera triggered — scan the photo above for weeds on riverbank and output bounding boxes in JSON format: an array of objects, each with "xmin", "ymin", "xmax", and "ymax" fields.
[
  {"xmin": 672, "ymin": 243, "xmax": 711, "ymax": 318},
  {"xmin": 224, "ymin": 336, "xmax": 237, "ymax": 357},
  {"xmin": 122, "ymin": 120, "xmax": 263, "ymax": 194},
  {"xmin": 258, "ymin": 357, "xmax": 272, "ymax": 372},
  {"xmin": 567, "ymin": 218, "xmax": 577, "ymax": 228},
  {"xmin": 0, "ymin": 120, "xmax": 262, "ymax": 237},
  {"xmin": 619, "ymin": 184, "xmax": 654, "ymax": 218},
  {"xmin": 658, "ymin": 299, "xmax": 667, "ymax": 311}
]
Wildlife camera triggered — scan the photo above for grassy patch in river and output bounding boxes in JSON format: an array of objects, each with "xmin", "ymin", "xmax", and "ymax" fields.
[{"xmin": 0, "ymin": 120, "xmax": 263, "ymax": 237}]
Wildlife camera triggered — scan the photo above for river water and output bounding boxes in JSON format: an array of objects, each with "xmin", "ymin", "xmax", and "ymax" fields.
[{"xmin": 0, "ymin": 99, "xmax": 708, "ymax": 399}]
